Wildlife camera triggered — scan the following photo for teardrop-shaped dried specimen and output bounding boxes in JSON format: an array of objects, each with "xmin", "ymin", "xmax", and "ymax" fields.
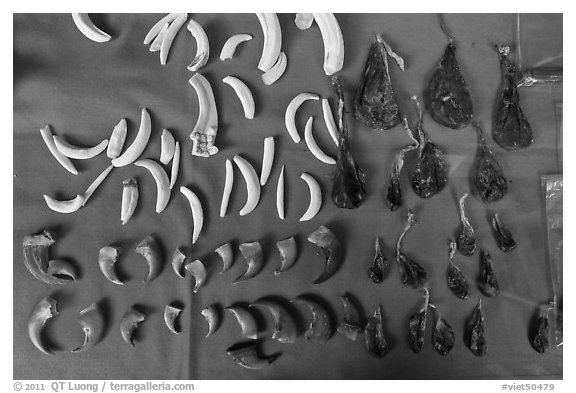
[
  {"xmin": 364, "ymin": 305, "xmax": 389, "ymax": 357},
  {"xmin": 471, "ymin": 121, "xmax": 508, "ymax": 203},
  {"xmin": 465, "ymin": 299, "xmax": 487, "ymax": 356},
  {"xmin": 331, "ymin": 75, "xmax": 367, "ymax": 209},
  {"xmin": 354, "ymin": 34, "xmax": 404, "ymax": 131},
  {"xmin": 409, "ymin": 96, "xmax": 449, "ymax": 199},
  {"xmin": 395, "ymin": 210, "xmax": 427, "ymax": 288},
  {"xmin": 490, "ymin": 212, "xmax": 516, "ymax": 252},
  {"xmin": 429, "ymin": 304, "xmax": 455, "ymax": 356},
  {"xmin": 456, "ymin": 193, "xmax": 476, "ymax": 256},
  {"xmin": 478, "ymin": 250, "xmax": 499, "ymax": 297},
  {"xmin": 337, "ymin": 295, "xmax": 362, "ymax": 341},
  {"xmin": 368, "ymin": 237, "xmax": 388, "ymax": 283},
  {"xmin": 407, "ymin": 288, "xmax": 429, "ymax": 353},
  {"xmin": 425, "ymin": 19, "xmax": 473, "ymax": 130},
  {"xmin": 493, "ymin": 45, "xmax": 533, "ymax": 150},
  {"xmin": 447, "ymin": 240, "xmax": 470, "ymax": 300},
  {"xmin": 529, "ymin": 301, "xmax": 554, "ymax": 353}
]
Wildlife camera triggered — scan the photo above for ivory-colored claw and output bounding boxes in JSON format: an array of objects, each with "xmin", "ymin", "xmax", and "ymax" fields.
[
  {"xmin": 46, "ymin": 259, "xmax": 77, "ymax": 281},
  {"xmin": 321, "ymin": 98, "xmax": 339, "ymax": 146},
  {"xmin": 134, "ymin": 159, "xmax": 171, "ymax": 213},
  {"xmin": 275, "ymin": 236, "xmax": 297, "ymax": 275},
  {"xmin": 98, "ymin": 245, "xmax": 124, "ymax": 285},
  {"xmin": 72, "ymin": 302, "xmax": 105, "ymax": 353},
  {"xmin": 121, "ymin": 178, "xmax": 138, "ymax": 225},
  {"xmin": 215, "ymin": 243, "xmax": 233, "ymax": 273},
  {"xmin": 135, "ymin": 235, "xmax": 163, "ymax": 283},
  {"xmin": 337, "ymin": 295, "xmax": 362, "ymax": 341},
  {"xmin": 81, "ymin": 164, "xmax": 114, "ymax": 206},
  {"xmin": 225, "ymin": 305, "xmax": 258, "ymax": 339},
  {"xmin": 144, "ymin": 13, "xmax": 179, "ymax": 45},
  {"xmin": 160, "ymin": 129, "xmax": 176, "ymax": 165},
  {"xmin": 112, "ymin": 108, "xmax": 152, "ymax": 167},
  {"xmin": 234, "ymin": 241, "xmax": 263, "ymax": 283},
  {"xmin": 120, "ymin": 307, "xmax": 146, "ymax": 346},
  {"xmin": 164, "ymin": 304, "xmax": 182, "ymax": 334},
  {"xmin": 233, "ymin": 155, "xmax": 261, "ymax": 216},
  {"xmin": 39, "ymin": 125, "xmax": 78, "ymax": 175},
  {"xmin": 260, "ymin": 137, "xmax": 274, "ymax": 186},
  {"xmin": 291, "ymin": 295, "xmax": 332, "ymax": 343},
  {"xmin": 276, "ymin": 165, "xmax": 285, "ymax": 220},
  {"xmin": 53, "ymin": 136, "xmax": 108, "ymax": 160},
  {"xmin": 189, "ymin": 73, "xmax": 219, "ymax": 157},
  {"xmin": 43, "ymin": 194, "xmax": 84, "ymax": 214},
  {"xmin": 262, "ymin": 51, "xmax": 287, "ymax": 85},
  {"xmin": 22, "ymin": 230, "xmax": 70, "ymax": 285},
  {"xmin": 28, "ymin": 296, "xmax": 58, "ymax": 354},
  {"xmin": 149, "ymin": 22, "xmax": 169, "ymax": 52},
  {"xmin": 180, "ymin": 186, "xmax": 204, "ymax": 244},
  {"xmin": 107, "ymin": 119, "xmax": 127, "ymax": 159},
  {"xmin": 185, "ymin": 259, "xmax": 207, "ymax": 293},
  {"xmin": 285, "ymin": 92, "xmax": 319, "ymax": 143},
  {"xmin": 186, "ymin": 18, "xmax": 209, "ymax": 72},
  {"xmin": 201, "ymin": 304, "xmax": 220, "ymax": 337},
  {"xmin": 71, "ymin": 13, "xmax": 111, "ymax": 43},
  {"xmin": 308, "ymin": 226, "xmax": 343, "ymax": 284},
  {"xmin": 171, "ymin": 247, "xmax": 188, "ymax": 278},
  {"xmin": 160, "ymin": 14, "xmax": 187, "ymax": 65},
  {"xmin": 223, "ymin": 76, "xmax": 255, "ymax": 119},
  {"xmin": 170, "ymin": 141, "xmax": 180, "ymax": 190},
  {"xmin": 300, "ymin": 172, "xmax": 322, "ymax": 222},
  {"xmin": 310, "ymin": 14, "xmax": 344, "ymax": 76},
  {"xmin": 295, "ymin": 13, "xmax": 314, "ymax": 30},
  {"xmin": 219, "ymin": 159, "xmax": 234, "ymax": 217},
  {"xmin": 256, "ymin": 13, "xmax": 282, "ymax": 72},
  {"xmin": 227, "ymin": 341, "xmax": 280, "ymax": 369},
  {"xmin": 250, "ymin": 299, "xmax": 297, "ymax": 344},
  {"xmin": 304, "ymin": 116, "xmax": 336, "ymax": 165},
  {"xmin": 220, "ymin": 33, "xmax": 253, "ymax": 60}
]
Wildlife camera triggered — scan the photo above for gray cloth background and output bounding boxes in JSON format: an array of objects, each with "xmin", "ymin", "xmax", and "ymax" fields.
[{"xmin": 13, "ymin": 13, "xmax": 562, "ymax": 379}]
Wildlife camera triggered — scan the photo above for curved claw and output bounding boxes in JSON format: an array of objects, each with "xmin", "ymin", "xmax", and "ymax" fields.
[
  {"xmin": 28, "ymin": 296, "xmax": 58, "ymax": 354},
  {"xmin": 184, "ymin": 259, "xmax": 207, "ymax": 293},
  {"xmin": 337, "ymin": 295, "xmax": 362, "ymax": 341},
  {"xmin": 275, "ymin": 236, "xmax": 297, "ymax": 275},
  {"xmin": 201, "ymin": 304, "xmax": 220, "ymax": 337},
  {"xmin": 46, "ymin": 259, "xmax": 77, "ymax": 281},
  {"xmin": 120, "ymin": 307, "xmax": 146, "ymax": 346},
  {"xmin": 22, "ymin": 230, "xmax": 70, "ymax": 285},
  {"xmin": 98, "ymin": 245, "xmax": 123, "ymax": 285},
  {"xmin": 291, "ymin": 296, "xmax": 332, "ymax": 343},
  {"xmin": 71, "ymin": 13, "xmax": 111, "ymax": 43},
  {"xmin": 39, "ymin": 125, "xmax": 78, "ymax": 175},
  {"xmin": 225, "ymin": 305, "xmax": 258, "ymax": 339},
  {"xmin": 171, "ymin": 247, "xmax": 188, "ymax": 278},
  {"xmin": 134, "ymin": 159, "xmax": 170, "ymax": 213},
  {"xmin": 72, "ymin": 302, "xmax": 105, "ymax": 353},
  {"xmin": 234, "ymin": 241, "xmax": 263, "ymax": 283},
  {"xmin": 43, "ymin": 194, "xmax": 84, "ymax": 214},
  {"xmin": 107, "ymin": 118, "xmax": 127, "ymax": 159},
  {"xmin": 227, "ymin": 340, "xmax": 280, "ymax": 369},
  {"xmin": 164, "ymin": 304, "xmax": 182, "ymax": 334},
  {"xmin": 215, "ymin": 243, "xmax": 234, "ymax": 273},
  {"xmin": 307, "ymin": 226, "xmax": 343, "ymax": 284},
  {"xmin": 250, "ymin": 299, "xmax": 297, "ymax": 344},
  {"xmin": 135, "ymin": 235, "xmax": 163, "ymax": 283}
]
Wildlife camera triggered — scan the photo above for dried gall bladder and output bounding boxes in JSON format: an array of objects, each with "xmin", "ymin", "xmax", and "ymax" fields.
[
  {"xmin": 465, "ymin": 298, "xmax": 487, "ymax": 356},
  {"xmin": 429, "ymin": 304, "xmax": 455, "ymax": 356},
  {"xmin": 529, "ymin": 302, "xmax": 554, "ymax": 353},
  {"xmin": 407, "ymin": 288, "xmax": 429, "ymax": 353},
  {"xmin": 337, "ymin": 295, "xmax": 362, "ymax": 341},
  {"xmin": 368, "ymin": 237, "xmax": 388, "ymax": 283},
  {"xmin": 456, "ymin": 193, "xmax": 476, "ymax": 256},
  {"xmin": 447, "ymin": 240, "xmax": 470, "ymax": 300},
  {"xmin": 395, "ymin": 210, "xmax": 427, "ymax": 289},
  {"xmin": 493, "ymin": 45, "xmax": 533, "ymax": 150},
  {"xmin": 490, "ymin": 212, "xmax": 516, "ymax": 252},
  {"xmin": 471, "ymin": 121, "xmax": 507, "ymax": 203},
  {"xmin": 364, "ymin": 305, "xmax": 389, "ymax": 357},
  {"xmin": 354, "ymin": 34, "xmax": 404, "ymax": 131},
  {"xmin": 478, "ymin": 250, "xmax": 500, "ymax": 297}
]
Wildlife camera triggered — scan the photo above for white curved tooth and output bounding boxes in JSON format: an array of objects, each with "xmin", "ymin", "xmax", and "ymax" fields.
[
  {"xmin": 220, "ymin": 33, "xmax": 252, "ymax": 60},
  {"xmin": 53, "ymin": 136, "xmax": 108, "ymax": 160},
  {"xmin": 276, "ymin": 165, "xmax": 285, "ymax": 220},
  {"xmin": 160, "ymin": 13, "xmax": 188, "ymax": 65},
  {"xmin": 28, "ymin": 296, "xmax": 58, "ymax": 354},
  {"xmin": 171, "ymin": 247, "xmax": 188, "ymax": 278},
  {"xmin": 189, "ymin": 73, "xmax": 219, "ymax": 157},
  {"xmin": 111, "ymin": 108, "xmax": 152, "ymax": 167},
  {"xmin": 170, "ymin": 141, "xmax": 180, "ymax": 189},
  {"xmin": 164, "ymin": 305, "xmax": 183, "ymax": 334},
  {"xmin": 144, "ymin": 13, "xmax": 179, "ymax": 45},
  {"xmin": 149, "ymin": 22, "xmax": 169, "ymax": 52},
  {"xmin": 107, "ymin": 119, "xmax": 127, "ymax": 159},
  {"xmin": 295, "ymin": 13, "xmax": 314, "ymax": 30},
  {"xmin": 99, "ymin": 245, "xmax": 124, "ymax": 285},
  {"xmin": 134, "ymin": 159, "xmax": 171, "ymax": 213},
  {"xmin": 185, "ymin": 259, "xmax": 207, "ymax": 293},
  {"xmin": 304, "ymin": 116, "xmax": 336, "ymax": 165},
  {"xmin": 186, "ymin": 18, "xmax": 209, "ymax": 72},
  {"xmin": 311, "ymin": 13, "xmax": 344, "ymax": 76},
  {"xmin": 43, "ymin": 194, "xmax": 84, "ymax": 214},
  {"xmin": 321, "ymin": 98, "xmax": 339, "ymax": 146},
  {"xmin": 256, "ymin": 13, "xmax": 281, "ymax": 72},
  {"xmin": 71, "ymin": 13, "xmax": 111, "ymax": 43},
  {"xmin": 275, "ymin": 236, "xmax": 298, "ymax": 275},
  {"xmin": 260, "ymin": 137, "xmax": 274, "ymax": 186},
  {"xmin": 121, "ymin": 178, "xmax": 138, "ymax": 225},
  {"xmin": 299, "ymin": 172, "xmax": 322, "ymax": 222},
  {"xmin": 226, "ymin": 306, "xmax": 258, "ymax": 339},
  {"xmin": 220, "ymin": 159, "xmax": 234, "ymax": 218},
  {"xmin": 262, "ymin": 51, "xmax": 287, "ymax": 86},
  {"xmin": 72, "ymin": 302, "xmax": 105, "ymax": 353},
  {"xmin": 215, "ymin": 243, "xmax": 234, "ymax": 273},
  {"xmin": 285, "ymin": 92, "xmax": 319, "ymax": 143},
  {"xmin": 180, "ymin": 186, "xmax": 204, "ymax": 244},
  {"xmin": 39, "ymin": 125, "xmax": 78, "ymax": 175},
  {"xmin": 201, "ymin": 305, "xmax": 220, "ymax": 337},
  {"xmin": 160, "ymin": 129, "xmax": 176, "ymax": 165},
  {"xmin": 233, "ymin": 155, "xmax": 261, "ymax": 216},
  {"xmin": 81, "ymin": 164, "xmax": 114, "ymax": 206},
  {"xmin": 120, "ymin": 307, "xmax": 146, "ymax": 346},
  {"xmin": 222, "ymin": 76, "xmax": 255, "ymax": 119}
]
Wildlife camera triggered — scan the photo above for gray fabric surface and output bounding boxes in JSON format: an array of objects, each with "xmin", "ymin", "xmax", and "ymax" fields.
[{"xmin": 13, "ymin": 13, "xmax": 562, "ymax": 379}]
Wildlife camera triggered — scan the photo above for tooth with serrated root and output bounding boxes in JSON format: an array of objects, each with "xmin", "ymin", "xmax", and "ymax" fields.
[
  {"xmin": 275, "ymin": 236, "xmax": 298, "ymax": 275},
  {"xmin": 53, "ymin": 136, "xmax": 108, "ymax": 160},
  {"xmin": 260, "ymin": 137, "xmax": 274, "ymax": 186},
  {"xmin": 120, "ymin": 307, "xmax": 146, "ymax": 346},
  {"xmin": 185, "ymin": 259, "xmax": 207, "ymax": 293},
  {"xmin": 295, "ymin": 13, "xmax": 314, "ymax": 30},
  {"xmin": 220, "ymin": 34, "xmax": 253, "ymax": 60},
  {"xmin": 256, "ymin": 13, "xmax": 281, "ymax": 72},
  {"xmin": 234, "ymin": 241, "xmax": 263, "ymax": 283},
  {"xmin": 160, "ymin": 14, "xmax": 188, "ymax": 65},
  {"xmin": 170, "ymin": 141, "xmax": 180, "ymax": 190},
  {"xmin": 220, "ymin": 159, "xmax": 234, "ymax": 217},
  {"xmin": 28, "ymin": 296, "xmax": 59, "ymax": 354},
  {"xmin": 39, "ymin": 125, "xmax": 78, "ymax": 175},
  {"xmin": 171, "ymin": 247, "xmax": 189, "ymax": 278},
  {"xmin": 112, "ymin": 108, "xmax": 151, "ymax": 167},
  {"xmin": 300, "ymin": 173, "xmax": 322, "ymax": 221},
  {"xmin": 233, "ymin": 155, "xmax": 261, "ymax": 216},
  {"xmin": 291, "ymin": 295, "xmax": 332, "ymax": 343},
  {"xmin": 180, "ymin": 186, "xmax": 203, "ymax": 244},
  {"xmin": 304, "ymin": 116, "xmax": 335, "ymax": 165},
  {"xmin": 201, "ymin": 304, "xmax": 220, "ymax": 337},
  {"xmin": 227, "ymin": 341, "xmax": 280, "ymax": 369},
  {"xmin": 310, "ymin": 14, "xmax": 344, "ymax": 76},
  {"xmin": 223, "ymin": 76, "xmax": 255, "ymax": 119},
  {"xmin": 71, "ymin": 13, "xmax": 111, "ymax": 43},
  {"xmin": 250, "ymin": 299, "xmax": 297, "ymax": 344},
  {"xmin": 285, "ymin": 92, "xmax": 319, "ymax": 143},
  {"xmin": 164, "ymin": 304, "xmax": 182, "ymax": 334},
  {"xmin": 121, "ymin": 178, "xmax": 138, "ymax": 225},
  {"xmin": 149, "ymin": 22, "xmax": 169, "ymax": 52},
  {"xmin": 134, "ymin": 159, "xmax": 170, "ymax": 213},
  {"xmin": 99, "ymin": 245, "xmax": 124, "ymax": 285},
  {"xmin": 215, "ymin": 243, "xmax": 233, "ymax": 273},
  {"xmin": 226, "ymin": 305, "xmax": 258, "ymax": 339},
  {"xmin": 72, "ymin": 302, "xmax": 105, "ymax": 353},
  {"xmin": 160, "ymin": 129, "xmax": 176, "ymax": 165},
  {"xmin": 262, "ymin": 51, "xmax": 287, "ymax": 86},
  {"xmin": 276, "ymin": 165, "xmax": 285, "ymax": 220},
  {"xmin": 107, "ymin": 119, "xmax": 127, "ymax": 159},
  {"xmin": 189, "ymin": 73, "xmax": 219, "ymax": 157},
  {"xmin": 135, "ymin": 235, "xmax": 164, "ymax": 283},
  {"xmin": 321, "ymin": 98, "xmax": 339, "ymax": 146},
  {"xmin": 186, "ymin": 18, "xmax": 209, "ymax": 72}
]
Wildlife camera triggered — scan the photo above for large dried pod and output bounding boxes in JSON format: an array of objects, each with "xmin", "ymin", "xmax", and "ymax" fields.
[
  {"xmin": 307, "ymin": 225, "xmax": 343, "ymax": 284},
  {"xmin": 429, "ymin": 303, "xmax": 455, "ymax": 356},
  {"xmin": 478, "ymin": 250, "xmax": 500, "ymax": 297},
  {"xmin": 407, "ymin": 288, "xmax": 429, "ymax": 353},
  {"xmin": 446, "ymin": 240, "xmax": 470, "ymax": 300},
  {"xmin": 368, "ymin": 237, "xmax": 387, "ymax": 284},
  {"xmin": 395, "ymin": 210, "xmax": 427, "ymax": 288},
  {"xmin": 456, "ymin": 193, "xmax": 476, "ymax": 256},
  {"xmin": 490, "ymin": 212, "xmax": 516, "ymax": 252},
  {"xmin": 465, "ymin": 298, "xmax": 487, "ymax": 356},
  {"xmin": 364, "ymin": 305, "xmax": 388, "ymax": 357},
  {"xmin": 529, "ymin": 301, "xmax": 554, "ymax": 353},
  {"xmin": 471, "ymin": 121, "xmax": 507, "ymax": 203}
]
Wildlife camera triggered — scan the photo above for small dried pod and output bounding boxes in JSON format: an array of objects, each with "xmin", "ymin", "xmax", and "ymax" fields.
[
  {"xmin": 456, "ymin": 193, "xmax": 476, "ymax": 256},
  {"xmin": 429, "ymin": 303, "xmax": 455, "ymax": 356},
  {"xmin": 164, "ymin": 304, "xmax": 183, "ymax": 334},
  {"xmin": 529, "ymin": 301, "xmax": 555, "ymax": 353},
  {"xmin": 465, "ymin": 298, "xmax": 487, "ymax": 356},
  {"xmin": 447, "ymin": 240, "xmax": 470, "ymax": 300},
  {"xmin": 395, "ymin": 210, "xmax": 427, "ymax": 288},
  {"xmin": 368, "ymin": 237, "xmax": 387, "ymax": 283},
  {"xmin": 478, "ymin": 250, "xmax": 500, "ymax": 297},
  {"xmin": 120, "ymin": 307, "xmax": 146, "ymax": 346},
  {"xmin": 407, "ymin": 288, "xmax": 429, "ymax": 353},
  {"xmin": 490, "ymin": 212, "xmax": 516, "ymax": 252},
  {"xmin": 364, "ymin": 305, "xmax": 388, "ymax": 357},
  {"xmin": 185, "ymin": 259, "xmax": 207, "ymax": 293},
  {"xmin": 471, "ymin": 121, "xmax": 507, "ymax": 203}
]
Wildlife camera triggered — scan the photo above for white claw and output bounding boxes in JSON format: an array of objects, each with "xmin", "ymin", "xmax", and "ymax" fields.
[
  {"xmin": 201, "ymin": 305, "xmax": 220, "ymax": 337},
  {"xmin": 222, "ymin": 76, "xmax": 255, "ymax": 119},
  {"xmin": 98, "ymin": 245, "xmax": 124, "ymax": 285},
  {"xmin": 53, "ymin": 136, "xmax": 108, "ymax": 160},
  {"xmin": 180, "ymin": 186, "xmax": 204, "ymax": 244},
  {"xmin": 233, "ymin": 155, "xmax": 261, "ymax": 216},
  {"xmin": 304, "ymin": 116, "xmax": 336, "ymax": 165},
  {"xmin": 226, "ymin": 306, "xmax": 258, "ymax": 339},
  {"xmin": 321, "ymin": 98, "xmax": 339, "ymax": 146},
  {"xmin": 160, "ymin": 129, "xmax": 176, "ymax": 165},
  {"xmin": 186, "ymin": 18, "xmax": 209, "ymax": 72},
  {"xmin": 107, "ymin": 119, "xmax": 127, "ymax": 159},
  {"xmin": 171, "ymin": 247, "xmax": 188, "ymax": 278},
  {"xmin": 28, "ymin": 297, "xmax": 58, "ymax": 354},
  {"xmin": 262, "ymin": 51, "xmax": 287, "ymax": 86},
  {"xmin": 111, "ymin": 108, "xmax": 152, "ymax": 167},
  {"xmin": 276, "ymin": 165, "xmax": 285, "ymax": 220},
  {"xmin": 82, "ymin": 164, "xmax": 114, "ymax": 206},
  {"xmin": 260, "ymin": 137, "xmax": 275, "ymax": 186},
  {"xmin": 215, "ymin": 243, "xmax": 234, "ymax": 273},
  {"xmin": 144, "ymin": 13, "xmax": 179, "ymax": 45},
  {"xmin": 189, "ymin": 73, "xmax": 219, "ymax": 157},
  {"xmin": 71, "ymin": 13, "xmax": 111, "ymax": 43},
  {"xmin": 185, "ymin": 259, "xmax": 207, "ymax": 293},
  {"xmin": 311, "ymin": 13, "xmax": 344, "ymax": 75},
  {"xmin": 121, "ymin": 178, "xmax": 138, "ymax": 225},
  {"xmin": 295, "ymin": 13, "xmax": 314, "ymax": 30},
  {"xmin": 160, "ymin": 13, "xmax": 188, "ymax": 65},
  {"xmin": 256, "ymin": 13, "xmax": 282, "ymax": 72},
  {"xmin": 285, "ymin": 92, "xmax": 319, "ymax": 143},
  {"xmin": 220, "ymin": 33, "xmax": 252, "ymax": 60},
  {"xmin": 220, "ymin": 159, "xmax": 234, "ymax": 218},
  {"xmin": 300, "ymin": 172, "xmax": 322, "ymax": 222},
  {"xmin": 39, "ymin": 125, "xmax": 78, "ymax": 175},
  {"xmin": 164, "ymin": 305, "xmax": 183, "ymax": 334},
  {"xmin": 134, "ymin": 159, "xmax": 171, "ymax": 213},
  {"xmin": 149, "ymin": 22, "xmax": 169, "ymax": 52},
  {"xmin": 43, "ymin": 194, "xmax": 84, "ymax": 214},
  {"xmin": 170, "ymin": 141, "xmax": 180, "ymax": 190}
]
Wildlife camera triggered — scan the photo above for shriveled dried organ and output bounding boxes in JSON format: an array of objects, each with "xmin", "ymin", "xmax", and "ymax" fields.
[
  {"xmin": 407, "ymin": 288, "xmax": 429, "ymax": 353},
  {"xmin": 455, "ymin": 193, "xmax": 476, "ymax": 256},
  {"xmin": 395, "ymin": 210, "xmax": 427, "ymax": 288},
  {"xmin": 471, "ymin": 121, "xmax": 508, "ymax": 203},
  {"xmin": 429, "ymin": 303, "xmax": 455, "ymax": 356},
  {"xmin": 368, "ymin": 237, "xmax": 387, "ymax": 283},
  {"xmin": 478, "ymin": 250, "xmax": 500, "ymax": 297},
  {"xmin": 490, "ymin": 212, "xmax": 516, "ymax": 252},
  {"xmin": 446, "ymin": 240, "xmax": 470, "ymax": 300},
  {"xmin": 465, "ymin": 298, "xmax": 487, "ymax": 356}
]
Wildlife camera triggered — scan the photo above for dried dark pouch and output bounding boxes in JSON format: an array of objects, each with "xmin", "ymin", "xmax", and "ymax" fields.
[
  {"xmin": 478, "ymin": 250, "xmax": 500, "ymax": 297},
  {"xmin": 471, "ymin": 122, "xmax": 507, "ymax": 203},
  {"xmin": 465, "ymin": 301, "xmax": 487, "ymax": 356},
  {"xmin": 530, "ymin": 315, "xmax": 550, "ymax": 353},
  {"xmin": 332, "ymin": 139, "xmax": 367, "ymax": 208},
  {"xmin": 433, "ymin": 317, "xmax": 455, "ymax": 356},
  {"xmin": 397, "ymin": 254, "xmax": 427, "ymax": 289},
  {"xmin": 408, "ymin": 310, "xmax": 427, "ymax": 353},
  {"xmin": 411, "ymin": 140, "xmax": 448, "ymax": 198},
  {"xmin": 447, "ymin": 263, "xmax": 470, "ymax": 300}
]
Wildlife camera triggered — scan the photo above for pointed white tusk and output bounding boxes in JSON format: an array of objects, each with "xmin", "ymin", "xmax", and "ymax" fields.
[
  {"xmin": 71, "ymin": 13, "xmax": 111, "ymax": 43},
  {"xmin": 260, "ymin": 137, "xmax": 275, "ymax": 186},
  {"xmin": 311, "ymin": 13, "xmax": 344, "ymax": 76},
  {"xmin": 144, "ymin": 13, "xmax": 179, "ymax": 45},
  {"xmin": 262, "ymin": 51, "xmax": 287, "ymax": 86},
  {"xmin": 285, "ymin": 92, "xmax": 319, "ymax": 143},
  {"xmin": 160, "ymin": 129, "xmax": 176, "ymax": 165},
  {"xmin": 220, "ymin": 159, "xmax": 234, "ymax": 218},
  {"xmin": 233, "ymin": 155, "xmax": 261, "ymax": 216},
  {"xmin": 53, "ymin": 136, "xmax": 108, "ymax": 160},
  {"xmin": 134, "ymin": 159, "xmax": 171, "ymax": 213},
  {"xmin": 160, "ymin": 13, "xmax": 187, "ymax": 65},
  {"xmin": 111, "ymin": 108, "xmax": 152, "ymax": 167},
  {"xmin": 321, "ymin": 98, "xmax": 339, "ymax": 146},
  {"xmin": 276, "ymin": 165, "xmax": 285, "ymax": 220},
  {"xmin": 169, "ymin": 141, "xmax": 180, "ymax": 190},
  {"xmin": 220, "ymin": 33, "xmax": 253, "ymax": 60},
  {"xmin": 39, "ymin": 125, "xmax": 78, "ymax": 175},
  {"xmin": 222, "ymin": 76, "xmax": 255, "ymax": 119},
  {"xmin": 43, "ymin": 194, "xmax": 84, "ymax": 214},
  {"xmin": 107, "ymin": 119, "xmax": 127, "ymax": 159},
  {"xmin": 186, "ymin": 18, "xmax": 209, "ymax": 72},
  {"xmin": 300, "ymin": 172, "xmax": 322, "ymax": 221},
  {"xmin": 256, "ymin": 13, "xmax": 281, "ymax": 72},
  {"xmin": 149, "ymin": 22, "xmax": 169, "ymax": 52},
  {"xmin": 81, "ymin": 164, "xmax": 114, "ymax": 206},
  {"xmin": 189, "ymin": 73, "xmax": 219, "ymax": 157},
  {"xmin": 304, "ymin": 116, "xmax": 336, "ymax": 165},
  {"xmin": 180, "ymin": 186, "xmax": 204, "ymax": 244}
]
